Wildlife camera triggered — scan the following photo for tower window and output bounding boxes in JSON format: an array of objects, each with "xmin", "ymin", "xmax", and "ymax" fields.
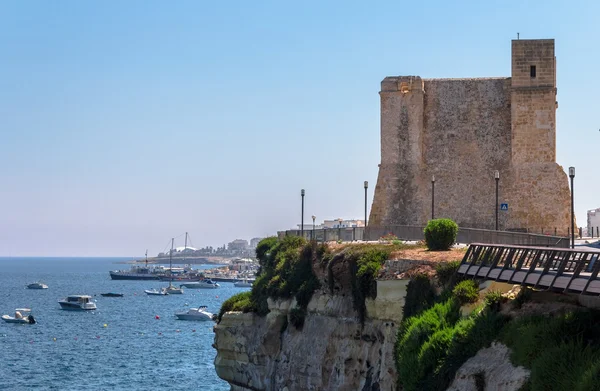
[{"xmin": 530, "ymin": 65, "xmax": 536, "ymax": 78}]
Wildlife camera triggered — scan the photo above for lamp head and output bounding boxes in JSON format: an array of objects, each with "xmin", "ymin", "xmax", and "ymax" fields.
[
  {"xmin": 569, "ymin": 167, "xmax": 575, "ymax": 178},
  {"xmin": 494, "ymin": 170, "xmax": 500, "ymax": 180},
  {"xmin": 364, "ymin": 180, "xmax": 368, "ymax": 189},
  {"xmin": 301, "ymin": 189, "xmax": 305, "ymax": 196},
  {"xmin": 431, "ymin": 175, "xmax": 435, "ymax": 183}
]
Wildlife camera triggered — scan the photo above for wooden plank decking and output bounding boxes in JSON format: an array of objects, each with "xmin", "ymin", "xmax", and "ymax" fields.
[{"xmin": 457, "ymin": 243, "xmax": 600, "ymax": 295}]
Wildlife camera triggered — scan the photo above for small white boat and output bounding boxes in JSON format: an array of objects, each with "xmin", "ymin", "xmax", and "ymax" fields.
[
  {"xmin": 180, "ymin": 279, "xmax": 220, "ymax": 289},
  {"xmin": 27, "ymin": 282, "xmax": 48, "ymax": 289},
  {"xmin": 233, "ymin": 279, "xmax": 254, "ymax": 288},
  {"xmin": 58, "ymin": 295, "xmax": 97, "ymax": 311},
  {"xmin": 175, "ymin": 306, "xmax": 214, "ymax": 321},
  {"xmin": 145, "ymin": 288, "xmax": 169, "ymax": 296},
  {"xmin": 2, "ymin": 308, "xmax": 36, "ymax": 324}
]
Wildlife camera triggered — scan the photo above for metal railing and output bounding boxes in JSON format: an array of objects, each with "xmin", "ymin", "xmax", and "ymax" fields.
[
  {"xmin": 457, "ymin": 243, "xmax": 600, "ymax": 294},
  {"xmin": 279, "ymin": 225, "xmax": 570, "ymax": 248}
]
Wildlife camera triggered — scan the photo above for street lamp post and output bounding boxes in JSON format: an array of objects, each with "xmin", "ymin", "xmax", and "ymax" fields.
[
  {"xmin": 495, "ymin": 170, "xmax": 500, "ymax": 231},
  {"xmin": 312, "ymin": 215, "xmax": 316, "ymax": 241},
  {"xmin": 301, "ymin": 189, "xmax": 305, "ymax": 239},
  {"xmin": 364, "ymin": 181, "xmax": 368, "ymax": 227},
  {"xmin": 569, "ymin": 167, "xmax": 575, "ymax": 249},
  {"xmin": 431, "ymin": 175, "xmax": 435, "ymax": 220},
  {"xmin": 338, "ymin": 218, "xmax": 343, "ymax": 241}
]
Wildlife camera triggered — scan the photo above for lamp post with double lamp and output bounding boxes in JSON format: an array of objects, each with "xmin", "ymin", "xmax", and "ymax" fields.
[
  {"xmin": 569, "ymin": 167, "xmax": 575, "ymax": 249},
  {"xmin": 431, "ymin": 175, "xmax": 435, "ymax": 220},
  {"xmin": 364, "ymin": 181, "xmax": 368, "ymax": 227},
  {"xmin": 312, "ymin": 215, "xmax": 316, "ymax": 241},
  {"xmin": 301, "ymin": 189, "xmax": 305, "ymax": 239},
  {"xmin": 495, "ymin": 170, "xmax": 500, "ymax": 231}
]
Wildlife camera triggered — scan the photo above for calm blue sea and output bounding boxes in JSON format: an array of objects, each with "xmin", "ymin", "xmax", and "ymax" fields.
[{"xmin": 0, "ymin": 257, "xmax": 246, "ymax": 391}]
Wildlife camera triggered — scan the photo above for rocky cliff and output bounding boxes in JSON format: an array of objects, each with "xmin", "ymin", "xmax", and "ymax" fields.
[{"xmin": 213, "ymin": 280, "xmax": 407, "ymax": 391}]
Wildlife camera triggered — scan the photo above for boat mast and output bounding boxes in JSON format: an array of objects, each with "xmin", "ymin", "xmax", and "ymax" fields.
[
  {"xmin": 169, "ymin": 238, "xmax": 174, "ymax": 288},
  {"xmin": 183, "ymin": 232, "xmax": 188, "ymax": 265}
]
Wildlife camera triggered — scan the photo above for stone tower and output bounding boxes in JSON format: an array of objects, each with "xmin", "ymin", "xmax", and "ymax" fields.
[{"xmin": 369, "ymin": 39, "xmax": 571, "ymax": 234}]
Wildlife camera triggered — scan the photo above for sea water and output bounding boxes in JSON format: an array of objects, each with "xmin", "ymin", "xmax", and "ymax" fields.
[{"xmin": 0, "ymin": 257, "xmax": 244, "ymax": 390}]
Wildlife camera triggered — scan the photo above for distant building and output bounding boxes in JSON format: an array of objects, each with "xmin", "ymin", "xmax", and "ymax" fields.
[
  {"xmin": 322, "ymin": 219, "xmax": 365, "ymax": 229},
  {"xmin": 296, "ymin": 219, "xmax": 365, "ymax": 230},
  {"xmin": 588, "ymin": 208, "xmax": 600, "ymax": 236},
  {"xmin": 228, "ymin": 239, "xmax": 249, "ymax": 252}
]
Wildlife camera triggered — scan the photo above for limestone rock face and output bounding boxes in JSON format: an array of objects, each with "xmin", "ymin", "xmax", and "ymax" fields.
[
  {"xmin": 446, "ymin": 342, "xmax": 530, "ymax": 391},
  {"xmin": 214, "ymin": 288, "xmax": 404, "ymax": 391}
]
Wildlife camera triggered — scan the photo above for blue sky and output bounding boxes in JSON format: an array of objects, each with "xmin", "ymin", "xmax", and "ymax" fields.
[{"xmin": 1, "ymin": 1, "xmax": 598, "ymax": 256}]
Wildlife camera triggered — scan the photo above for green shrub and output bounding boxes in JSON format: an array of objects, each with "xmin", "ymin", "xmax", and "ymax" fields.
[
  {"xmin": 289, "ymin": 306, "xmax": 306, "ymax": 330},
  {"xmin": 501, "ymin": 311, "xmax": 600, "ymax": 368},
  {"xmin": 403, "ymin": 273, "xmax": 436, "ymax": 319},
  {"xmin": 218, "ymin": 291, "xmax": 253, "ymax": 322},
  {"xmin": 576, "ymin": 359, "xmax": 600, "ymax": 391},
  {"xmin": 396, "ymin": 295, "xmax": 507, "ymax": 391},
  {"xmin": 249, "ymin": 237, "xmax": 321, "ymax": 321},
  {"xmin": 424, "ymin": 218, "xmax": 458, "ymax": 250},
  {"xmin": 435, "ymin": 260, "xmax": 462, "ymax": 288},
  {"xmin": 425, "ymin": 310, "xmax": 507, "ymax": 390},
  {"xmin": 395, "ymin": 299, "xmax": 460, "ymax": 390},
  {"xmin": 452, "ymin": 280, "xmax": 479, "ymax": 305},
  {"xmin": 529, "ymin": 342, "xmax": 599, "ymax": 391},
  {"xmin": 484, "ymin": 290, "xmax": 504, "ymax": 312},
  {"xmin": 348, "ymin": 247, "xmax": 390, "ymax": 323}
]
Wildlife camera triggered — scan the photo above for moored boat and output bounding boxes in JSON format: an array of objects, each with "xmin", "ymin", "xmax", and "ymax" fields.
[
  {"xmin": 162, "ymin": 237, "xmax": 184, "ymax": 295},
  {"xmin": 27, "ymin": 282, "xmax": 48, "ymax": 289},
  {"xmin": 180, "ymin": 279, "xmax": 220, "ymax": 289},
  {"xmin": 109, "ymin": 250, "xmax": 162, "ymax": 280},
  {"xmin": 2, "ymin": 308, "xmax": 36, "ymax": 324},
  {"xmin": 58, "ymin": 295, "xmax": 97, "ymax": 311},
  {"xmin": 100, "ymin": 293, "xmax": 124, "ymax": 297},
  {"xmin": 175, "ymin": 306, "xmax": 214, "ymax": 321},
  {"xmin": 145, "ymin": 288, "xmax": 169, "ymax": 296}
]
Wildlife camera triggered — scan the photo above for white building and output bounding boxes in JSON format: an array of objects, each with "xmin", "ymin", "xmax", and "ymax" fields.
[
  {"xmin": 297, "ymin": 219, "xmax": 365, "ymax": 230},
  {"xmin": 588, "ymin": 208, "xmax": 600, "ymax": 237}
]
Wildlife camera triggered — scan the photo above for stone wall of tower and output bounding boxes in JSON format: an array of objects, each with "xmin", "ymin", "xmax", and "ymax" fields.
[{"xmin": 369, "ymin": 39, "xmax": 572, "ymax": 235}]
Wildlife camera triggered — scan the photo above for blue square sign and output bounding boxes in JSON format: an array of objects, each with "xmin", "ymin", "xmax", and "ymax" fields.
[{"xmin": 500, "ymin": 203, "xmax": 508, "ymax": 211}]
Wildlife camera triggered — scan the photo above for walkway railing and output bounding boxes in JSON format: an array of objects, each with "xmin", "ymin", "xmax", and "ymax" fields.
[
  {"xmin": 280, "ymin": 225, "xmax": 569, "ymax": 248},
  {"xmin": 457, "ymin": 243, "xmax": 600, "ymax": 295}
]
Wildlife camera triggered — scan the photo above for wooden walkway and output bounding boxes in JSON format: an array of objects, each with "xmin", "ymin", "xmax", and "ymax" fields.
[{"xmin": 457, "ymin": 243, "xmax": 600, "ymax": 295}]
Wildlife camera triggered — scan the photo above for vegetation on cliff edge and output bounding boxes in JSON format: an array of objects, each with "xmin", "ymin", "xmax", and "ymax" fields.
[
  {"xmin": 218, "ymin": 236, "xmax": 322, "ymax": 329},
  {"xmin": 396, "ymin": 268, "xmax": 600, "ymax": 391}
]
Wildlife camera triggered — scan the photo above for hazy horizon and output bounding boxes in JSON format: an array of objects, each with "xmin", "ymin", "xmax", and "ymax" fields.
[{"xmin": 2, "ymin": 1, "xmax": 599, "ymax": 256}]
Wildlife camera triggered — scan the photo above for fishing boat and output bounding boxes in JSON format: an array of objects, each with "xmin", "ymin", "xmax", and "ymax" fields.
[
  {"xmin": 175, "ymin": 306, "xmax": 214, "ymax": 321},
  {"xmin": 180, "ymin": 279, "xmax": 220, "ymax": 289},
  {"xmin": 27, "ymin": 282, "xmax": 48, "ymax": 289},
  {"xmin": 109, "ymin": 250, "xmax": 162, "ymax": 280},
  {"xmin": 100, "ymin": 293, "xmax": 124, "ymax": 297},
  {"xmin": 58, "ymin": 295, "xmax": 97, "ymax": 310},
  {"xmin": 2, "ymin": 308, "xmax": 36, "ymax": 324},
  {"xmin": 145, "ymin": 288, "xmax": 169, "ymax": 296}
]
